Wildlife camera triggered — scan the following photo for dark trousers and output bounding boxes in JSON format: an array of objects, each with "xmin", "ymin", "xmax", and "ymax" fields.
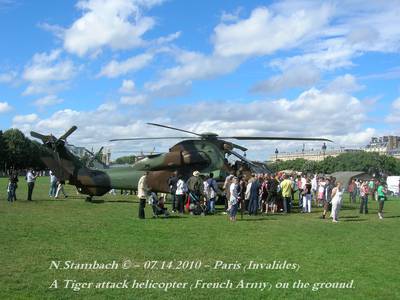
[
  {"xmin": 283, "ymin": 197, "xmax": 292, "ymax": 213},
  {"xmin": 8, "ymin": 186, "xmax": 15, "ymax": 202},
  {"xmin": 350, "ymin": 191, "xmax": 357, "ymax": 203},
  {"xmin": 176, "ymin": 194, "xmax": 185, "ymax": 213},
  {"xmin": 171, "ymin": 193, "xmax": 177, "ymax": 211},
  {"xmin": 139, "ymin": 198, "xmax": 146, "ymax": 219},
  {"xmin": 360, "ymin": 196, "xmax": 368, "ymax": 213},
  {"xmin": 27, "ymin": 182, "xmax": 35, "ymax": 201}
]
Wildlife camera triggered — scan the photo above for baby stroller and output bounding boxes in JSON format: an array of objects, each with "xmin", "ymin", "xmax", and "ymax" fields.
[
  {"xmin": 150, "ymin": 193, "xmax": 169, "ymax": 218},
  {"xmin": 187, "ymin": 192, "xmax": 206, "ymax": 216}
]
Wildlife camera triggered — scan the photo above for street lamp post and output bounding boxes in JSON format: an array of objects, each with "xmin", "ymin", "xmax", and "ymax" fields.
[{"xmin": 322, "ymin": 142, "xmax": 327, "ymax": 160}]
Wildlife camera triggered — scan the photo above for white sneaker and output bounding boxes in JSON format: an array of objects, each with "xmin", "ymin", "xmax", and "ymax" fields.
[
  {"xmin": 332, "ymin": 219, "xmax": 338, "ymax": 223},
  {"xmin": 378, "ymin": 213, "xmax": 383, "ymax": 219}
]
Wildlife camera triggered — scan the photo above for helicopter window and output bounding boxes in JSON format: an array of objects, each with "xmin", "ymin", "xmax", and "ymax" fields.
[{"xmin": 226, "ymin": 153, "xmax": 244, "ymax": 168}]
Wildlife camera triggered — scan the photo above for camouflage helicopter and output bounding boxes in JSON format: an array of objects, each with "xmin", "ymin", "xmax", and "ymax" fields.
[{"xmin": 31, "ymin": 123, "xmax": 332, "ymax": 201}]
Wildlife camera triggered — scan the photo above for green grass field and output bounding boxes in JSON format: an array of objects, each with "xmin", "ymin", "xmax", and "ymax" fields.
[{"xmin": 0, "ymin": 177, "xmax": 399, "ymax": 300}]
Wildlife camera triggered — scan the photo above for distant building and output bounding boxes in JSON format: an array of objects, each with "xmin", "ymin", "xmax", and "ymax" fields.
[
  {"xmin": 271, "ymin": 135, "xmax": 400, "ymax": 162},
  {"xmin": 101, "ymin": 147, "xmax": 111, "ymax": 166},
  {"xmin": 365, "ymin": 136, "xmax": 400, "ymax": 154},
  {"xmin": 66, "ymin": 144, "xmax": 112, "ymax": 166},
  {"xmin": 271, "ymin": 148, "xmax": 361, "ymax": 162}
]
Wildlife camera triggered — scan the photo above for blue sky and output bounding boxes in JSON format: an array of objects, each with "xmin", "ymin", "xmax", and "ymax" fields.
[{"xmin": 0, "ymin": 0, "xmax": 400, "ymax": 160}]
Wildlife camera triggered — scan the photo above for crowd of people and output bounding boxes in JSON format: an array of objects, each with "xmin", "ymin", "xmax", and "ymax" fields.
[
  {"xmin": 6, "ymin": 169, "xmax": 68, "ymax": 203},
  {"xmin": 137, "ymin": 171, "xmax": 389, "ymax": 222},
  {"xmin": 6, "ymin": 168, "xmax": 389, "ymax": 222}
]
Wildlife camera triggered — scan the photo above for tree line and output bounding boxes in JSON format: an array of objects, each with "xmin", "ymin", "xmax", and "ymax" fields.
[
  {"xmin": 267, "ymin": 151, "xmax": 400, "ymax": 176},
  {"xmin": 0, "ymin": 129, "xmax": 47, "ymax": 172}
]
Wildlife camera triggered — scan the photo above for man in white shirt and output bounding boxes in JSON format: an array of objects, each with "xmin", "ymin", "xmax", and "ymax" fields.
[
  {"xmin": 137, "ymin": 172, "xmax": 149, "ymax": 219},
  {"xmin": 26, "ymin": 168, "xmax": 37, "ymax": 201},
  {"xmin": 49, "ymin": 171, "xmax": 57, "ymax": 197}
]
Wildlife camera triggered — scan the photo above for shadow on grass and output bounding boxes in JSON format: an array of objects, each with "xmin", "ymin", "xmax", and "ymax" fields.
[
  {"xmin": 342, "ymin": 218, "xmax": 367, "ymax": 222},
  {"xmin": 149, "ymin": 215, "xmax": 183, "ymax": 220},
  {"xmin": 104, "ymin": 200, "xmax": 136, "ymax": 204},
  {"xmin": 383, "ymin": 215, "xmax": 400, "ymax": 219},
  {"xmin": 239, "ymin": 218, "xmax": 278, "ymax": 222}
]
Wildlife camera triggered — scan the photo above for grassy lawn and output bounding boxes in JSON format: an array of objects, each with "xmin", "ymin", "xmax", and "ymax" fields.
[{"xmin": 0, "ymin": 176, "xmax": 399, "ymax": 300}]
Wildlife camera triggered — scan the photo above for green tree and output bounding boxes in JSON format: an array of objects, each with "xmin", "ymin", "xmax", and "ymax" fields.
[
  {"xmin": 3, "ymin": 128, "xmax": 31, "ymax": 170},
  {"xmin": 115, "ymin": 155, "xmax": 136, "ymax": 165},
  {"xmin": 268, "ymin": 152, "xmax": 400, "ymax": 175},
  {"xmin": 0, "ymin": 130, "xmax": 7, "ymax": 172}
]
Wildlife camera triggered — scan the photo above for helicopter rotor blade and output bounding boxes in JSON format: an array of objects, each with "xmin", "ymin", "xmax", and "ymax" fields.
[
  {"xmin": 221, "ymin": 136, "xmax": 333, "ymax": 142},
  {"xmin": 59, "ymin": 126, "xmax": 78, "ymax": 141},
  {"xmin": 109, "ymin": 137, "xmax": 195, "ymax": 142},
  {"xmin": 147, "ymin": 123, "xmax": 202, "ymax": 137},
  {"xmin": 30, "ymin": 131, "xmax": 51, "ymax": 143}
]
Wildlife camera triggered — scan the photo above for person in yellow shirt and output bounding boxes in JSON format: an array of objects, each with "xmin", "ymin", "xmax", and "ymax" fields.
[{"xmin": 280, "ymin": 174, "xmax": 293, "ymax": 213}]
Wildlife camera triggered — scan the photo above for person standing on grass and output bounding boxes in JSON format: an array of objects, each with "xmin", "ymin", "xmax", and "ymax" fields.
[
  {"xmin": 377, "ymin": 181, "xmax": 387, "ymax": 220},
  {"xmin": 317, "ymin": 177, "xmax": 326, "ymax": 207},
  {"xmin": 9, "ymin": 171, "xmax": 18, "ymax": 201},
  {"xmin": 322, "ymin": 177, "xmax": 333, "ymax": 219},
  {"xmin": 26, "ymin": 168, "xmax": 37, "ymax": 201},
  {"xmin": 348, "ymin": 179, "xmax": 357, "ymax": 203},
  {"xmin": 359, "ymin": 181, "xmax": 369, "ymax": 214},
  {"xmin": 280, "ymin": 174, "xmax": 293, "ymax": 213},
  {"xmin": 49, "ymin": 171, "xmax": 57, "ymax": 197},
  {"xmin": 205, "ymin": 172, "xmax": 218, "ymax": 214},
  {"xmin": 167, "ymin": 171, "xmax": 178, "ymax": 213},
  {"xmin": 302, "ymin": 179, "xmax": 312, "ymax": 213},
  {"xmin": 137, "ymin": 172, "xmax": 149, "ymax": 219},
  {"xmin": 7, "ymin": 177, "xmax": 15, "ymax": 203},
  {"xmin": 331, "ymin": 182, "xmax": 344, "ymax": 223},
  {"xmin": 229, "ymin": 177, "xmax": 239, "ymax": 221},
  {"xmin": 175, "ymin": 174, "xmax": 187, "ymax": 214},
  {"xmin": 248, "ymin": 174, "xmax": 260, "ymax": 215}
]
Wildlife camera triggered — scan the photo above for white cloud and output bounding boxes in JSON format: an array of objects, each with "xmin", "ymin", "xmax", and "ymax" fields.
[
  {"xmin": 119, "ymin": 80, "xmax": 135, "ymax": 94},
  {"xmin": 266, "ymin": 1, "xmax": 400, "ymax": 85},
  {"xmin": 0, "ymin": 71, "xmax": 17, "ymax": 83},
  {"xmin": 325, "ymin": 74, "xmax": 364, "ymax": 93},
  {"xmin": 33, "ymin": 95, "xmax": 64, "ymax": 107},
  {"xmin": 17, "ymin": 83, "xmax": 372, "ymax": 161},
  {"xmin": 154, "ymin": 31, "xmax": 181, "ymax": 45},
  {"xmin": 99, "ymin": 53, "xmax": 154, "ymax": 78},
  {"xmin": 145, "ymin": 50, "xmax": 243, "ymax": 93},
  {"xmin": 120, "ymin": 94, "xmax": 147, "ymax": 105},
  {"xmin": 385, "ymin": 97, "xmax": 400, "ymax": 123},
  {"xmin": 270, "ymin": 43, "xmax": 356, "ymax": 72},
  {"xmin": 13, "ymin": 113, "xmax": 39, "ymax": 123},
  {"xmin": 63, "ymin": 0, "xmax": 163, "ymax": 56},
  {"xmin": 251, "ymin": 65, "xmax": 320, "ymax": 94},
  {"xmin": 171, "ymin": 88, "xmax": 365, "ymax": 138},
  {"xmin": 220, "ymin": 7, "xmax": 243, "ymax": 23},
  {"xmin": 38, "ymin": 22, "xmax": 65, "ymax": 39},
  {"xmin": 213, "ymin": 5, "xmax": 332, "ymax": 58},
  {"xmin": 0, "ymin": 101, "xmax": 12, "ymax": 113},
  {"xmin": 22, "ymin": 49, "xmax": 77, "ymax": 95}
]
